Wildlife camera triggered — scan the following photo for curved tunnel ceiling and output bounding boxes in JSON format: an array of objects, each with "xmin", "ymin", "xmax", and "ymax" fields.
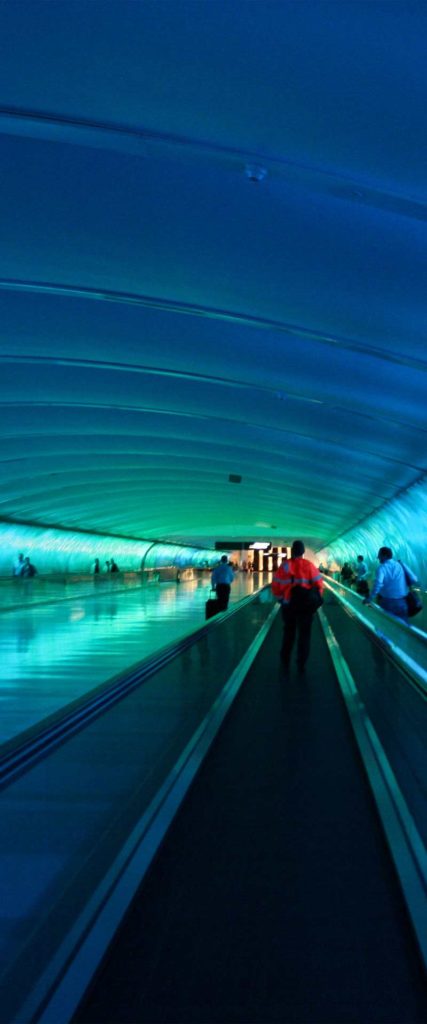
[{"xmin": 0, "ymin": 1, "xmax": 426, "ymax": 550}]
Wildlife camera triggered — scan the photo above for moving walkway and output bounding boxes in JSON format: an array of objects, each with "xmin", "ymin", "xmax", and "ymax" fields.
[{"xmin": 0, "ymin": 586, "xmax": 426, "ymax": 1022}]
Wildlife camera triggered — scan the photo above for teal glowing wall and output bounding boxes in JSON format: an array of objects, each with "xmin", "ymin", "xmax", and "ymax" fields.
[
  {"xmin": 318, "ymin": 478, "xmax": 427, "ymax": 587},
  {"xmin": 0, "ymin": 523, "xmax": 220, "ymax": 576},
  {"xmin": 143, "ymin": 544, "xmax": 215, "ymax": 569}
]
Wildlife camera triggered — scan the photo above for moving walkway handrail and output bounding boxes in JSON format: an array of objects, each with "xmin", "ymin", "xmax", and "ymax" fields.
[
  {"xmin": 0, "ymin": 585, "xmax": 270, "ymax": 789},
  {"xmin": 322, "ymin": 577, "xmax": 427, "ymax": 696},
  {"xmin": 324, "ymin": 574, "xmax": 426, "ymax": 627},
  {"xmin": 319, "ymin": 608, "xmax": 427, "ymax": 973}
]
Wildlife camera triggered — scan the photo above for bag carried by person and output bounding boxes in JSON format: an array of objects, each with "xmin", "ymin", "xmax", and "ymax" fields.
[
  {"xmin": 205, "ymin": 589, "xmax": 220, "ymax": 620},
  {"xmin": 399, "ymin": 561, "xmax": 423, "ymax": 618},
  {"xmin": 356, "ymin": 579, "xmax": 369, "ymax": 597},
  {"xmin": 308, "ymin": 587, "xmax": 324, "ymax": 611},
  {"xmin": 406, "ymin": 590, "xmax": 422, "ymax": 617},
  {"xmin": 290, "ymin": 583, "xmax": 323, "ymax": 613}
]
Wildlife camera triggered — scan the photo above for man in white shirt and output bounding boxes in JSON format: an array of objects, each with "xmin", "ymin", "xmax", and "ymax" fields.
[{"xmin": 363, "ymin": 546, "xmax": 418, "ymax": 623}]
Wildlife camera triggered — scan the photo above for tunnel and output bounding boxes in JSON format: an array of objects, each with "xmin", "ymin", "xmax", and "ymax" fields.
[{"xmin": 0, "ymin": 2, "xmax": 426, "ymax": 1021}]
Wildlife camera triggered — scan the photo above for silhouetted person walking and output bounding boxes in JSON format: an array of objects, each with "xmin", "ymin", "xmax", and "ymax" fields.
[
  {"xmin": 211, "ymin": 555, "xmax": 234, "ymax": 610},
  {"xmin": 355, "ymin": 554, "xmax": 369, "ymax": 596},
  {"xmin": 22, "ymin": 556, "xmax": 37, "ymax": 578},
  {"xmin": 272, "ymin": 540, "xmax": 323, "ymax": 673},
  {"xmin": 13, "ymin": 553, "xmax": 25, "ymax": 577}
]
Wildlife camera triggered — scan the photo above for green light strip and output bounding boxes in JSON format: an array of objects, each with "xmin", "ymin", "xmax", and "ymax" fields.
[{"xmin": 0, "ymin": 522, "xmax": 220, "ymax": 575}]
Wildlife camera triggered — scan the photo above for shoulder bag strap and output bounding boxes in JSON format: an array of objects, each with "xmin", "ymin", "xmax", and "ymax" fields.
[{"xmin": 398, "ymin": 560, "xmax": 411, "ymax": 587}]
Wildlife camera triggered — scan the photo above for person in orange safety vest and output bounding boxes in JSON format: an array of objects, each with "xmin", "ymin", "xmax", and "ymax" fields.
[{"xmin": 271, "ymin": 540, "xmax": 324, "ymax": 673}]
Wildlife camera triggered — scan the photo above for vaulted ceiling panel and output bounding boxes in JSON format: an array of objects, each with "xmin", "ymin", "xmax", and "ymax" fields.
[{"xmin": 0, "ymin": 1, "xmax": 425, "ymax": 550}]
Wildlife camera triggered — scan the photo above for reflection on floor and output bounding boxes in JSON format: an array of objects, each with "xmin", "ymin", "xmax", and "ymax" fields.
[{"xmin": 0, "ymin": 574, "xmax": 264, "ymax": 746}]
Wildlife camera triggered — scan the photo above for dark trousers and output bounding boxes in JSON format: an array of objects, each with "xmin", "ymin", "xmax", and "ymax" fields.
[
  {"xmin": 281, "ymin": 603, "xmax": 314, "ymax": 668},
  {"xmin": 356, "ymin": 580, "xmax": 369, "ymax": 597},
  {"xmin": 216, "ymin": 583, "xmax": 231, "ymax": 610}
]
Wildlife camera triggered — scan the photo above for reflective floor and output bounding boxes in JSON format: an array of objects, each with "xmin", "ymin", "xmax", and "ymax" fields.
[{"xmin": 0, "ymin": 574, "xmax": 264, "ymax": 747}]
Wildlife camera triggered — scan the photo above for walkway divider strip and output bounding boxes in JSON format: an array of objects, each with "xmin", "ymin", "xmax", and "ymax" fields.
[
  {"xmin": 14, "ymin": 603, "xmax": 279, "ymax": 1024},
  {"xmin": 319, "ymin": 608, "xmax": 427, "ymax": 972}
]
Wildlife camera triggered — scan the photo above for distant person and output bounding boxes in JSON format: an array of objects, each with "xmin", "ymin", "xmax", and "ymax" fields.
[
  {"xmin": 272, "ymin": 540, "xmax": 323, "ymax": 673},
  {"xmin": 93, "ymin": 558, "xmax": 100, "ymax": 575},
  {"xmin": 22, "ymin": 556, "xmax": 37, "ymax": 578},
  {"xmin": 13, "ymin": 553, "xmax": 25, "ymax": 577},
  {"xmin": 211, "ymin": 555, "xmax": 234, "ymax": 610},
  {"xmin": 176, "ymin": 569, "xmax": 181, "ymax": 584},
  {"xmin": 354, "ymin": 555, "xmax": 369, "ymax": 596},
  {"xmin": 110, "ymin": 559, "xmax": 119, "ymax": 573},
  {"xmin": 363, "ymin": 547, "xmax": 418, "ymax": 624},
  {"xmin": 340, "ymin": 562, "xmax": 354, "ymax": 584}
]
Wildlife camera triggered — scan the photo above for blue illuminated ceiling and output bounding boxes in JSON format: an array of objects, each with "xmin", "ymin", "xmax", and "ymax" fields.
[{"xmin": 0, "ymin": 1, "xmax": 425, "ymax": 549}]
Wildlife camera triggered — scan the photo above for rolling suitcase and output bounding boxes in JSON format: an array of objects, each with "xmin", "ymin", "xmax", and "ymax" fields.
[{"xmin": 205, "ymin": 589, "xmax": 220, "ymax": 620}]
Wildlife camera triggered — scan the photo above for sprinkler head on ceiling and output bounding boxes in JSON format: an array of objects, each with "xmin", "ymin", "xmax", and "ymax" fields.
[{"xmin": 244, "ymin": 164, "xmax": 267, "ymax": 183}]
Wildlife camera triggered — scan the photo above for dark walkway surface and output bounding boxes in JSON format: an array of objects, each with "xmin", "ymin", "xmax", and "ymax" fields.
[{"xmin": 76, "ymin": 613, "xmax": 427, "ymax": 1024}]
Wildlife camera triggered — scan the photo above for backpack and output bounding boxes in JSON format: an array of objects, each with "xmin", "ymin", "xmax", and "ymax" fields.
[{"xmin": 290, "ymin": 582, "xmax": 323, "ymax": 612}]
